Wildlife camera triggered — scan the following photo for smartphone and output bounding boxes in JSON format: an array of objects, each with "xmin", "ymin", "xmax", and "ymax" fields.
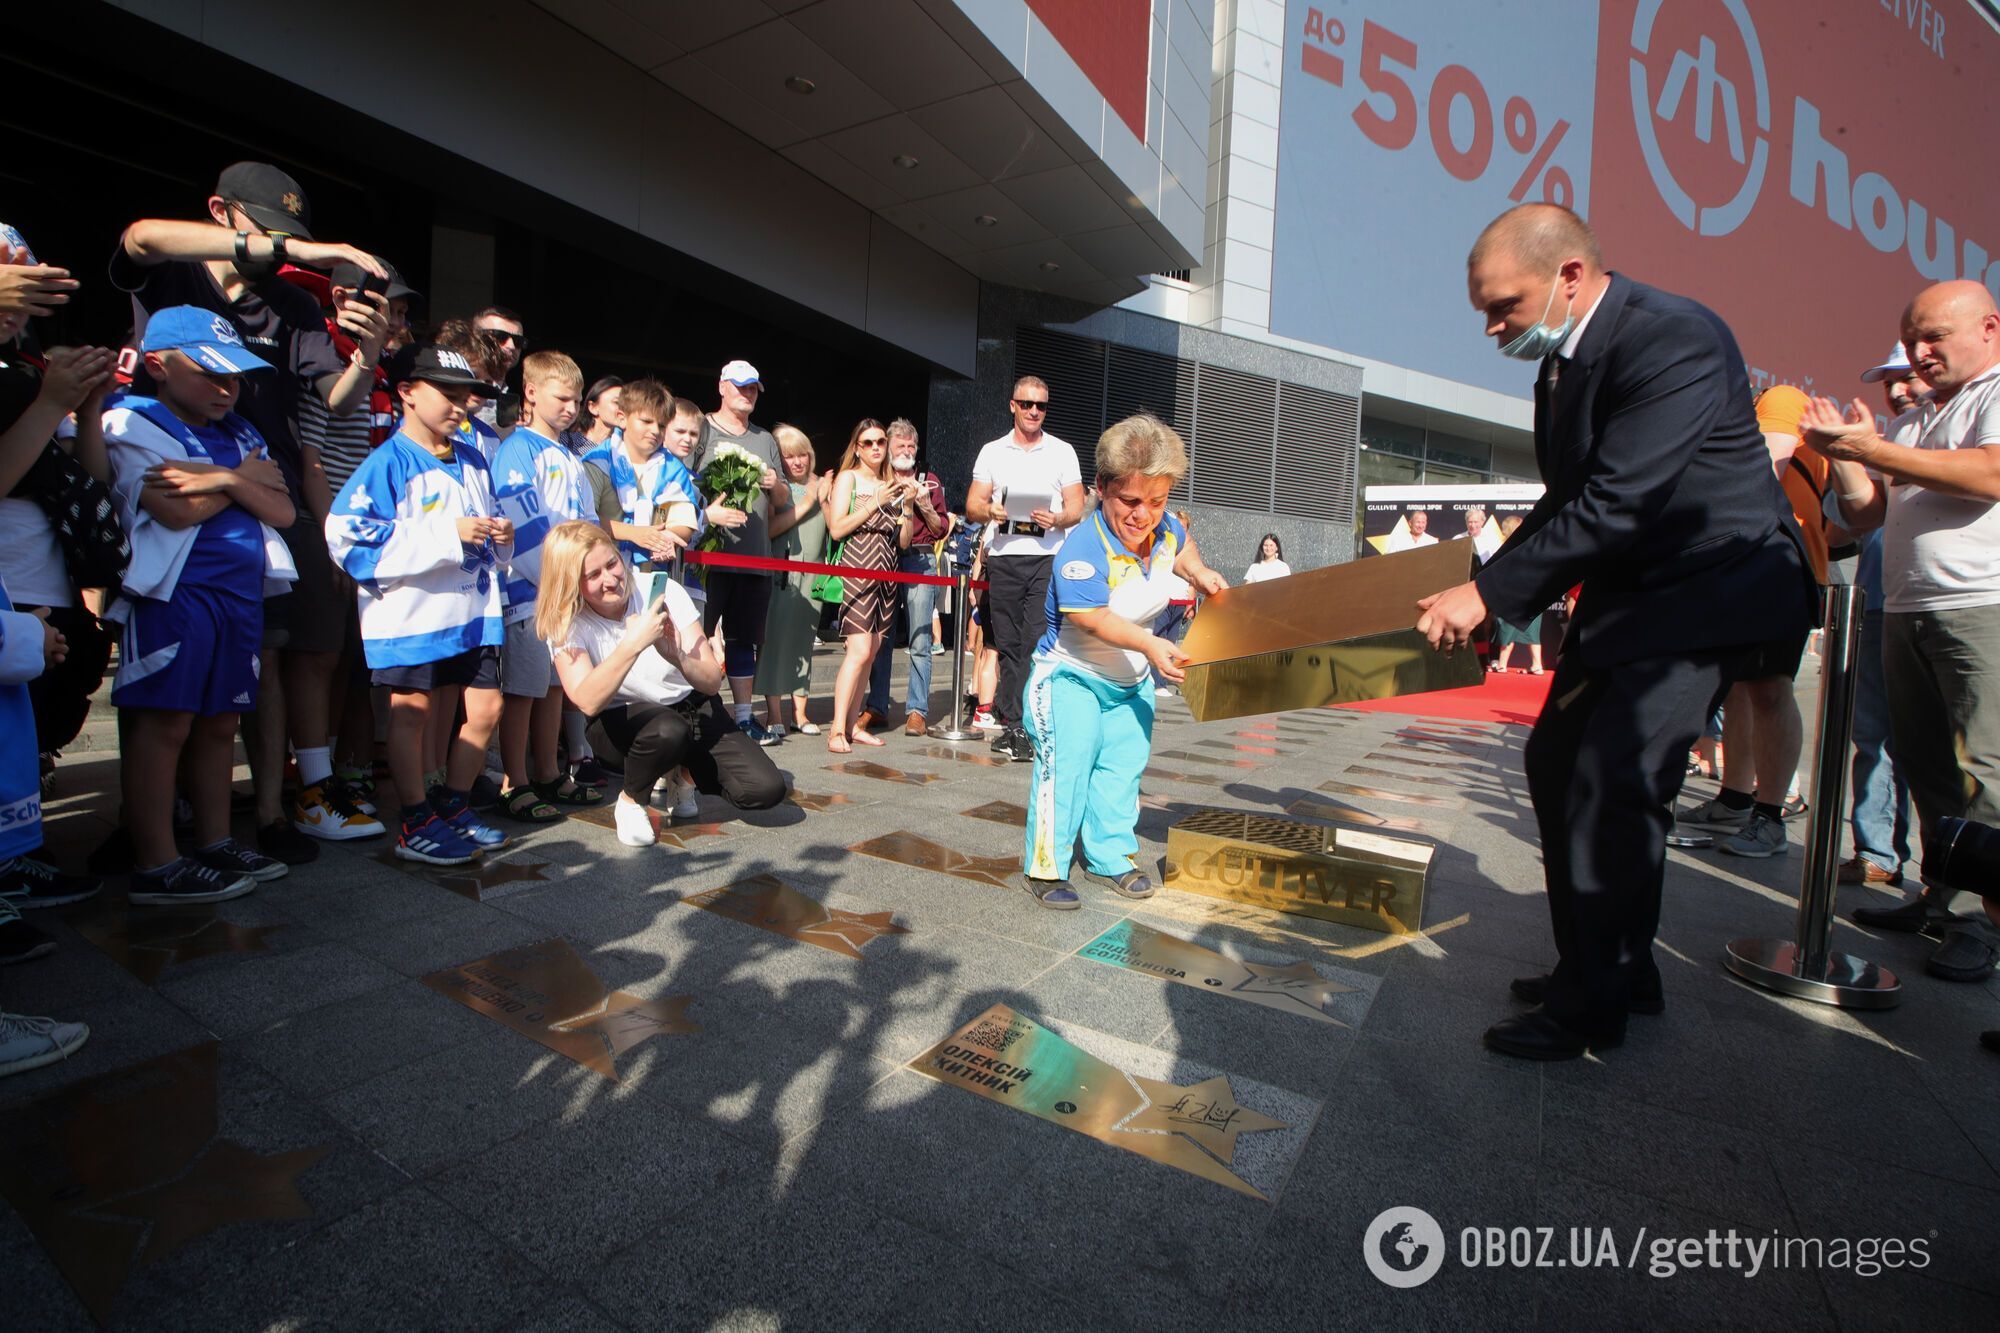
[{"xmin": 359, "ymin": 267, "xmax": 390, "ymax": 298}]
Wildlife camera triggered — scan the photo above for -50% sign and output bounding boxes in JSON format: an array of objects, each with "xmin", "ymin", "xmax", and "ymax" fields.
[{"xmin": 1300, "ymin": 11, "xmax": 1573, "ymax": 206}]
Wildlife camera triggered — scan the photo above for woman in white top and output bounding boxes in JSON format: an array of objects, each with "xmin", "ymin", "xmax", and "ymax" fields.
[
  {"xmin": 1244, "ymin": 533, "xmax": 1290, "ymax": 583},
  {"xmin": 537, "ymin": 521, "xmax": 785, "ymax": 846}
]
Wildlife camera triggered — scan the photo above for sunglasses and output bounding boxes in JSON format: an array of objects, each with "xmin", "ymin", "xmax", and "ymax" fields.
[
  {"xmin": 1012, "ymin": 398, "xmax": 1048, "ymax": 411},
  {"xmin": 859, "ymin": 434, "xmax": 887, "ymax": 444},
  {"xmin": 481, "ymin": 329, "xmax": 523, "ymax": 347}
]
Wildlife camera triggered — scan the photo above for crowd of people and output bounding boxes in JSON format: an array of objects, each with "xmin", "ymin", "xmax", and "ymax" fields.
[{"xmin": 0, "ymin": 163, "xmax": 1253, "ymax": 1076}]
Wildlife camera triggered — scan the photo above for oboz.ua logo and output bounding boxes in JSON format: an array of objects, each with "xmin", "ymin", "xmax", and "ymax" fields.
[
  {"xmin": 1364, "ymin": 1206, "xmax": 1446, "ymax": 1288},
  {"xmin": 1628, "ymin": 0, "xmax": 1770, "ymax": 238}
]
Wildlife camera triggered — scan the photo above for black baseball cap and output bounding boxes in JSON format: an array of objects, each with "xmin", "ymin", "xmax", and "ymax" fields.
[
  {"xmin": 330, "ymin": 258, "xmax": 421, "ymax": 303},
  {"xmin": 214, "ymin": 161, "xmax": 314, "ymax": 239},
  {"xmin": 387, "ymin": 344, "xmax": 500, "ymax": 398}
]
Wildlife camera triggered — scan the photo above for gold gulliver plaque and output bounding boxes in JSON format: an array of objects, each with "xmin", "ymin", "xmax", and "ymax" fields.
[{"xmin": 1163, "ymin": 810, "xmax": 1433, "ymax": 935}]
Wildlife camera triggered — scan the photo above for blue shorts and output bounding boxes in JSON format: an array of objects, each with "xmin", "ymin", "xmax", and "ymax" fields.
[
  {"xmin": 373, "ymin": 645, "xmax": 502, "ymax": 692},
  {"xmin": 111, "ymin": 585, "xmax": 263, "ymax": 717}
]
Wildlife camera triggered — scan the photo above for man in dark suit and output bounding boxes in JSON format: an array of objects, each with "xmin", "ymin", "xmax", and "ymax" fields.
[{"xmin": 1418, "ymin": 204, "xmax": 1814, "ymax": 1060}]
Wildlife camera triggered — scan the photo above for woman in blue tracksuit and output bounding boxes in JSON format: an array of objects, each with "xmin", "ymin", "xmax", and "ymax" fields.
[{"xmin": 1020, "ymin": 416, "xmax": 1226, "ymax": 910}]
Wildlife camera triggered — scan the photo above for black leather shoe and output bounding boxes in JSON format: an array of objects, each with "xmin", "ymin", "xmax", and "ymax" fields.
[
  {"xmin": 1484, "ymin": 1010, "xmax": 1623, "ymax": 1061},
  {"xmin": 1853, "ymin": 895, "xmax": 1960, "ymax": 933},
  {"xmin": 1508, "ymin": 973, "xmax": 1665, "ymax": 1016}
]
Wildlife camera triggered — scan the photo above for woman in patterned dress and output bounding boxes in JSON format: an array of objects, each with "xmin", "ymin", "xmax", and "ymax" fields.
[{"xmin": 825, "ymin": 420, "xmax": 915, "ymax": 753}]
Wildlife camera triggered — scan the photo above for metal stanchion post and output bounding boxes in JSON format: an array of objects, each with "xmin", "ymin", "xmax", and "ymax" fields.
[
  {"xmin": 931, "ymin": 569, "xmax": 977, "ymax": 741},
  {"xmin": 1723, "ymin": 584, "xmax": 1901, "ymax": 1008}
]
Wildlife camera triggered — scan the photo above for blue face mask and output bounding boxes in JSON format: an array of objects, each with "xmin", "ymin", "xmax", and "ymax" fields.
[{"xmin": 1498, "ymin": 275, "xmax": 1576, "ymax": 361}]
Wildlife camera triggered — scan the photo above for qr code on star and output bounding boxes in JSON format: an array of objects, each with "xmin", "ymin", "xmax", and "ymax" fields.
[{"xmin": 964, "ymin": 1016, "xmax": 1023, "ymax": 1054}]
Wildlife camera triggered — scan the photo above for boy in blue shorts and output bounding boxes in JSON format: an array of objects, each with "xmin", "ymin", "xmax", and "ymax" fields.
[
  {"xmin": 105, "ymin": 307, "xmax": 302, "ymax": 901},
  {"xmin": 327, "ymin": 345, "xmax": 513, "ymax": 865},
  {"xmin": 493, "ymin": 349, "xmax": 605, "ymax": 821}
]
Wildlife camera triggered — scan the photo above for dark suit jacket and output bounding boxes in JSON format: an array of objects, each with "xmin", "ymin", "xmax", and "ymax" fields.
[{"xmin": 1476, "ymin": 274, "xmax": 1815, "ymax": 667}]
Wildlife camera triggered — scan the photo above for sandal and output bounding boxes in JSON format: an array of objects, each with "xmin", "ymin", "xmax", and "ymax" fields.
[
  {"xmin": 535, "ymin": 775, "xmax": 605, "ymax": 807},
  {"xmin": 501, "ymin": 786, "xmax": 563, "ymax": 823}
]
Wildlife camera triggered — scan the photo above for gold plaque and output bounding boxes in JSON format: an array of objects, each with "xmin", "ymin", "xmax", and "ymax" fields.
[
  {"xmin": 1177, "ymin": 542, "xmax": 1482, "ymax": 722},
  {"xmin": 1163, "ymin": 809, "xmax": 1432, "ymax": 934},
  {"xmin": 422, "ymin": 939, "xmax": 698, "ymax": 1081},
  {"xmin": 911, "ymin": 743, "xmax": 1013, "ymax": 769},
  {"xmin": 1078, "ymin": 920, "xmax": 1356, "ymax": 1025},
  {"xmin": 1318, "ymin": 777, "xmax": 1462, "ymax": 809},
  {"xmin": 1143, "ymin": 766, "xmax": 1224, "ymax": 788},
  {"xmin": 961, "ymin": 800, "xmax": 1028, "ymax": 827},
  {"xmin": 907, "ymin": 1004, "xmax": 1287, "ymax": 1199},
  {"xmin": 824, "ymin": 760, "xmax": 947, "ymax": 786},
  {"xmin": 788, "ymin": 789, "xmax": 862, "ymax": 812},
  {"xmin": 1152, "ymin": 748, "xmax": 1265, "ymax": 771},
  {"xmin": 1284, "ymin": 797, "xmax": 1429, "ymax": 834},
  {"xmin": 682, "ymin": 874, "xmax": 907, "ymax": 960},
  {"xmin": 1347, "ymin": 763, "xmax": 1462, "ymax": 786},
  {"xmin": 69, "ymin": 907, "xmax": 282, "ymax": 984}
]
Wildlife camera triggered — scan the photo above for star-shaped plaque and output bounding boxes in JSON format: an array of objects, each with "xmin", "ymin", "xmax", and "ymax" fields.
[
  {"xmin": 100, "ymin": 1139, "xmax": 332, "ymax": 1262},
  {"xmin": 1124, "ymin": 1075, "xmax": 1288, "ymax": 1165},
  {"xmin": 795, "ymin": 910, "xmax": 905, "ymax": 957},
  {"xmin": 69, "ymin": 910, "xmax": 283, "ymax": 985},
  {"xmin": 550, "ymin": 993, "xmax": 699, "ymax": 1077},
  {"xmin": 430, "ymin": 859, "xmax": 554, "ymax": 901},
  {"xmin": 1233, "ymin": 960, "xmax": 1359, "ymax": 1019},
  {"xmin": 849, "ymin": 831, "xmax": 1018, "ymax": 888},
  {"xmin": 683, "ymin": 876, "xmax": 907, "ymax": 959}
]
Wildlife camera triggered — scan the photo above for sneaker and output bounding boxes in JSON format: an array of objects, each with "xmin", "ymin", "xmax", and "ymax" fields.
[
  {"xmin": 293, "ymin": 781, "xmax": 387, "ymax": 841},
  {"xmin": 257, "ymin": 818, "xmax": 321, "ymax": 866},
  {"xmin": 396, "ymin": 814, "xmax": 480, "ymax": 866},
  {"xmin": 614, "ymin": 798, "xmax": 658, "ymax": 847},
  {"xmin": 767, "ymin": 723, "xmax": 789, "ymax": 742},
  {"xmin": 444, "ymin": 807, "xmax": 507, "ymax": 850},
  {"xmin": 572, "ymin": 757, "xmax": 615, "ymax": 788},
  {"xmin": 970, "ymin": 706, "xmax": 1001, "ymax": 731},
  {"xmin": 129, "ymin": 858, "xmax": 257, "ymax": 905},
  {"xmin": 0, "ymin": 855, "xmax": 103, "ymax": 909},
  {"xmin": 1022, "ymin": 877, "xmax": 1080, "ymax": 910},
  {"xmin": 0, "ymin": 1012, "xmax": 89, "ymax": 1078},
  {"xmin": 193, "ymin": 837, "xmax": 289, "ymax": 883},
  {"xmin": 992, "ymin": 728, "xmax": 1035, "ymax": 762},
  {"xmin": 665, "ymin": 782, "xmax": 700, "ymax": 821},
  {"xmin": 1679, "ymin": 797, "xmax": 1753, "ymax": 833},
  {"xmin": 1720, "ymin": 811, "xmax": 1787, "ymax": 858},
  {"xmin": 741, "ymin": 717, "xmax": 778, "ymax": 747},
  {"xmin": 332, "ymin": 772, "xmax": 378, "ymax": 817},
  {"xmin": 0, "ymin": 899, "xmax": 56, "ymax": 964}
]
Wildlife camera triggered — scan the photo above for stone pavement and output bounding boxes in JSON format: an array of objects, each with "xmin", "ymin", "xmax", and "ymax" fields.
[{"xmin": 2, "ymin": 651, "xmax": 1993, "ymax": 1330}]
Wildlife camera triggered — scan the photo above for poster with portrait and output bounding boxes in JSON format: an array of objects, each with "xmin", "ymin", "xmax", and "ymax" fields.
[{"xmin": 1360, "ymin": 484, "xmax": 1544, "ymax": 559}]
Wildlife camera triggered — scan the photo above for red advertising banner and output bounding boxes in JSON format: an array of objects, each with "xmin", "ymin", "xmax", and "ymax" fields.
[{"xmin": 1028, "ymin": 0, "xmax": 1152, "ymax": 140}]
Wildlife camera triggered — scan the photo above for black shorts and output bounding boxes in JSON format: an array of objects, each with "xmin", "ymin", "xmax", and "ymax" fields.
[
  {"xmin": 1734, "ymin": 629, "xmax": 1809, "ymax": 683},
  {"xmin": 373, "ymin": 645, "xmax": 502, "ymax": 692},
  {"xmin": 267, "ymin": 516, "xmax": 346, "ymax": 655}
]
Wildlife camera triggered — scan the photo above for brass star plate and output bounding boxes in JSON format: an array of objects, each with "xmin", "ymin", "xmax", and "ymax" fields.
[
  {"xmin": 1317, "ymin": 777, "xmax": 1462, "ymax": 810},
  {"xmin": 960, "ymin": 800, "xmax": 1028, "ymax": 827},
  {"xmin": 848, "ymin": 831, "xmax": 1018, "ymax": 889},
  {"xmin": 682, "ymin": 874, "xmax": 907, "ymax": 960},
  {"xmin": 422, "ymin": 938, "xmax": 698, "ymax": 1080},
  {"xmin": 68, "ymin": 907, "xmax": 282, "ymax": 984},
  {"xmin": 1077, "ymin": 920, "xmax": 1356, "ymax": 1026},
  {"xmin": 823, "ymin": 760, "xmax": 947, "ymax": 785}
]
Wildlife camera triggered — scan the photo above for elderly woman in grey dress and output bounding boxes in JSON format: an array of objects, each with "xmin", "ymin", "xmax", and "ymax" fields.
[{"xmin": 755, "ymin": 425, "xmax": 829, "ymax": 738}]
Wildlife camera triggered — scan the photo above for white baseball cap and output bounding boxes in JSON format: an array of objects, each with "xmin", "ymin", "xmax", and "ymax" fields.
[
  {"xmin": 720, "ymin": 359, "xmax": 761, "ymax": 386},
  {"xmin": 1860, "ymin": 341, "xmax": 1912, "ymax": 383}
]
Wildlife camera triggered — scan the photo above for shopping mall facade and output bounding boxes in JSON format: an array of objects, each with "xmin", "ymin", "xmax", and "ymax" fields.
[{"xmin": 20, "ymin": 0, "xmax": 2000, "ymax": 568}]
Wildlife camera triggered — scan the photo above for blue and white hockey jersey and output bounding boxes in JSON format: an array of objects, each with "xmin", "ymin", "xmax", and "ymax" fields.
[
  {"xmin": 326, "ymin": 432, "xmax": 509, "ymax": 668},
  {"xmin": 493, "ymin": 426, "xmax": 600, "ymax": 625}
]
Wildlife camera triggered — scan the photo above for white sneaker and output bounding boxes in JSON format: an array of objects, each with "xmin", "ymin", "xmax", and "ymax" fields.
[
  {"xmin": 668, "ymin": 782, "xmax": 700, "ymax": 820},
  {"xmin": 767, "ymin": 723, "xmax": 788, "ymax": 741},
  {"xmin": 614, "ymin": 798, "xmax": 657, "ymax": 847},
  {"xmin": 0, "ymin": 1011, "xmax": 89, "ymax": 1078}
]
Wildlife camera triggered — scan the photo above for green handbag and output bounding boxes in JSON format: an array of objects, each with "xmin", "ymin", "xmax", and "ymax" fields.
[{"xmin": 810, "ymin": 537, "xmax": 846, "ymax": 604}]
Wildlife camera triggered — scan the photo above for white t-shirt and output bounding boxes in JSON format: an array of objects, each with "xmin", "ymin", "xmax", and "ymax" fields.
[
  {"xmin": 1880, "ymin": 362, "xmax": 2000, "ymax": 612},
  {"xmin": 1382, "ymin": 530, "xmax": 1437, "ymax": 552},
  {"xmin": 971, "ymin": 431, "xmax": 1082, "ymax": 558},
  {"xmin": 0, "ymin": 497, "xmax": 71, "ymax": 607},
  {"xmin": 1243, "ymin": 559, "xmax": 1291, "ymax": 584},
  {"xmin": 556, "ymin": 578, "xmax": 702, "ymax": 707}
]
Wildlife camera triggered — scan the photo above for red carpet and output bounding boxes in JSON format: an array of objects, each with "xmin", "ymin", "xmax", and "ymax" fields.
[{"xmin": 1335, "ymin": 668, "xmax": 1552, "ymax": 725}]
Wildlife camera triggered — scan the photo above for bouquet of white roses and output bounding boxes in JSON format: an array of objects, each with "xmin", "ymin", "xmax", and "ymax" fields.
[{"xmin": 694, "ymin": 441, "xmax": 767, "ymax": 554}]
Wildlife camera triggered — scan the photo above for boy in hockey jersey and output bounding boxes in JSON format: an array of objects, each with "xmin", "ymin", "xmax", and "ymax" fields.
[
  {"xmin": 327, "ymin": 344, "xmax": 513, "ymax": 865},
  {"xmin": 105, "ymin": 307, "xmax": 300, "ymax": 901},
  {"xmin": 492, "ymin": 351, "xmax": 604, "ymax": 820},
  {"xmin": 596, "ymin": 378, "xmax": 701, "ymax": 568}
]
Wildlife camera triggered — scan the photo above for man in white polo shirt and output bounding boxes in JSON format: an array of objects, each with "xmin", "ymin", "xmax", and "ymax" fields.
[
  {"xmin": 965, "ymin": 376, "xmax": 1085, "ymax": 761},
  {"xmin": 1803, "ymin": 279, "xmax": 2000, "ymax": 986}
]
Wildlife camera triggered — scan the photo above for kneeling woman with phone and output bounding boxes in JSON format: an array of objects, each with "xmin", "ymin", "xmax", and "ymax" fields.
[{"xmin": 536, "ymin": 522, "xmax": 786, "ymax": 846}]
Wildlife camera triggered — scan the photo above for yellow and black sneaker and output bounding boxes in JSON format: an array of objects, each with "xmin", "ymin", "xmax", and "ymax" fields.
[{"xmin": 293, "ymin": 781, "xmax": 387, "ymax": 841}]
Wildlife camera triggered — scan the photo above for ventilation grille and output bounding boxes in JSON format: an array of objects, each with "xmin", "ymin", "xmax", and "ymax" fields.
[{"xmin": 1012, "ymin": 327, "xmax": 1358, "ymax": 517}]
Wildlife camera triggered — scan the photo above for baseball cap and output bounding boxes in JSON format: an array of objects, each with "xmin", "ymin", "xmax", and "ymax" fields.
[
  {"xmin": 387, "ymin": 343, "xmax": 501, "ymax": 398},
  {"xmin": 329, "ymin": 258, "xmax": 421, "ymax": 303},
  {"xmin": 1860, "ymin": 341, "xmax": 1912, "ymax": 383},
  {"xmin": 1754, "ymin": 383, "xmax": 1808, "ymax": 436},
  {"xmin": 720, "ymin": 359, "xmax": 761, "ymax": 386},
  {"xmin": 140, "ymin": 306, "xmax": 274, "ymax": 375},
  {"xmin": 214, "ymin": 162, "xmax": 314, "ymax": 239}
]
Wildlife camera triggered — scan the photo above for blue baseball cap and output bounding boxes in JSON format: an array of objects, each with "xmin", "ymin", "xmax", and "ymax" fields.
[{"xmin": 140, "ymin": 306, "xmax": 274, "ymax": 375}]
